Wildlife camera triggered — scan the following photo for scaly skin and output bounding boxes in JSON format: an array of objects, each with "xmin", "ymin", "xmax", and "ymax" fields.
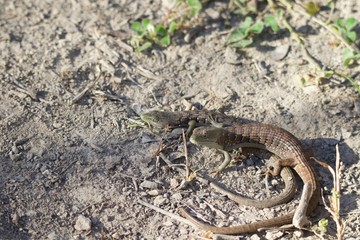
[
  {"xmin": 141, "ymin": 110, "xmax": 236, "ymax": 129},
  {"xmin": 180, "ymin": 124, "xmax": 320, "ymax": 234},
  {"xmin": 141, "ymin": 110, "xmax": 298, "ymax": 209}
]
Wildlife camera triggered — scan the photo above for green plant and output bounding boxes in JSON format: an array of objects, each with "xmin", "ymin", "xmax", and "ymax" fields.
[
  {"xmin": 227, "ymin": 15, "xmax": 280, "ymax": 48},
  {"xmin": 230, "ymin": 0, "xmax": 257, "ymax": 16},
  {"xmin": 331, "ymin": 17, "xmax": 359, "ymax": 66},
  {"xmin": 129, "ymin": 0, "xmax": 202, "ymax": 52},
  {"xmin": 313, "ymin": 145, "xmax": 346, "ymax": 240},
  {"xmin": 332, "ymin": 17, "xmax": 358, "ymax": 43},
  {"xmin": 341, "ymin": 48, "xmax": 360, "ymax": 66},
  {"xmin": 130, "ymin": 19, "xmax": 177, "ymax": 52}
]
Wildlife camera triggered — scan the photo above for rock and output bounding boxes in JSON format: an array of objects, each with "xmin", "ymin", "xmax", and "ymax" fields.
[
  {"xmin": 265, "ymin": 230, "xmax": 284, "ymax": 239},
  {"xmin": 74, "ymin": 215, "xmax": 92, "ymax": 231},
  {"xmin": 140, "ymin": 180, "xmax": 160, "ymax": 189},
  {"xmin": 205, "ymin": 8, "xmax": 220, "ymax": 19},
  {"xmin": 250, "ymin": 234, "xmax": 261, "ymax": 240},
  {"xmin": 47, "ymin": 231, "xmax": 59, "ymax": 240},
  {"xmin": 169, "ymin": 178, "xmax": 179, "ymax": 188},
  {"xmin": 269, "ymin": 44, "xmax": 290, "ymax": 61},
  {"xmin": 293, "ymin": 230, "xmax": 304, "ymax": 237},
  {"xmin": 354, "ymin": 99, "xmax": 360, "ymax": 116},
  {"xmin": 147, "ymin": 190, "xmax": 162, "ymax": 196},
  {"xmin": 153, "ymin": 195, "xmax": 168, "ymax": 206},
  {"xmin": 171, "ymin": 193, "xmax": 182, "ymax": 201}
]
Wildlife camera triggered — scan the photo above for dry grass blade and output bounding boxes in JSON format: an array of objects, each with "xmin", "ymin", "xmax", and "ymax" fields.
[{"xmin": 312, "ymin": 144, "xmax": 346, "ymax": 240}]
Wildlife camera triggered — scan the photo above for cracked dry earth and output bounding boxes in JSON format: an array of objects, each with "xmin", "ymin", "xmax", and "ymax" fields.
[{"xmin": 1, "ymin": 0, "xmax": 360, "ymax": 239}]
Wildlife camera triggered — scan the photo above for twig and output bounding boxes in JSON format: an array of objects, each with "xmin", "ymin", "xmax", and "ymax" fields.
[
  {"xmin": 279, "ymin": 0, "xmax": 358, "ymax": 52},
  {"xmin": 182, "ymin": 129, "xmax": 191, "ymax": 180},
  {"xmin": 70, "ymin": 72, "xmax": 102, "ymax": 105},
  {"xmin": 136, "ymin": 65, "xmax": 163, "ymax": 81},
  {"xmin": 137, "ymin": 199, "xmax": 197, "ymax": 227}
]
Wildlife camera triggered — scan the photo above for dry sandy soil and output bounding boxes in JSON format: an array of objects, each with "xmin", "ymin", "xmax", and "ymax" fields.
[{"xmin": 1, "ymin": 0, "xmax": 360, "ymax": 239}]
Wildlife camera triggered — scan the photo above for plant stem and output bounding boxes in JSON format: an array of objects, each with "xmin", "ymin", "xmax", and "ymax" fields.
[{"xmin": 279, "ymin": 0, "xmax": 358, "ymax": 52}]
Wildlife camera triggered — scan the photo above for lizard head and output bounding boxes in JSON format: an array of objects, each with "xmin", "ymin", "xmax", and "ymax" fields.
[
  {"xmin": 190, "ymin": 127, "xmax": 225, "ymax": 150},
  {"xmin": 140, "ymin": 110, "xmax": 175, "ymax": 128}
]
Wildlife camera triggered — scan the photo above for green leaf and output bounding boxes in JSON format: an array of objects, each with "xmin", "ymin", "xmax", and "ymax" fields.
[
  {"xmin": 345, "ymin": 17, "xmax": 357, "ymax": 31},
  {"xmin": 231, "ymin": 38, "xmax": 253, "ymax": 48},
  {"xmin": 276, "ymin": 8, "xmax": 284, "ymax": 17},
  {"xmin": 142, "ymin": 19, "xmax": 152, "ymax": 29},
  {"xmin": 155, "ymin": 25, "xmax": 167, "ymax": 37},
  {"xmin": 187, "ymin": 0, "xmax": 202, "ymax": 16},
  {"xmin": 346, "ymin": 31, "xmax": 357, "ymax": 43},
  {"xmin": 304, "ymin": 1, "xmax": 320, "ymax": 15},
  {"xmin": 136, "ymin": 41, "xmax": 152, "ymax": 52},
  {"xmin": 343, "ymin": 58, "xmax": 352, "ymax": 66},
  {"xmin": 318, "ymin": 218, "xmax": 329, "ymax": 227},
  {"xmin": 323, "ymin": 70, "xmax": 334, "ymax": 78},
  {"xmin": 342, "ymin": 48, "xmax": 353, "ymax": 58},
  {"xmin": 228, "ymin": 29, "xmax": 246, "ymax": 44},
  {"xmin": 131, "ymin": 21, "xmax": 144, "ymax": 35},
  {"xmin": 168, "ymin": 21, "xmax": 178, "ymax": 34},
  {"xmin": 250, "ymin": 21, "xmax": 264, "ymax": 34},
  {"xmin": 265, "ymin": 15, "xmax": 280, "ymax": 32},
  {"xmin": 335, "ymin": 19, "xmax": 345, "ymax": 29},
  {"xmin": 130, "ymin": 36, "xmax": 140, "ymax": 47},
  {"xmin": 160, "ymin": 35, "xmax": 171, "ymax": 46},
  {"xmin": 240, "ymin": 17, "xmax": 254, "ymax": 30}
]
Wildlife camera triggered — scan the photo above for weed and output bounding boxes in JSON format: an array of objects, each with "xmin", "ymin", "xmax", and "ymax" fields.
[
  {"xmin": 333, "ymin": 18, "xmax": 358, "ymax": 44},
  {"xmin": 129, "ymin": 0, "xmax": 202, "ymax": 52},
  {"xmin": 130, "ymin": 19, "xmax": 177, "ymax": 52},
  {"xmin": 313, "ymin": 145, "xmax": 346, "ymax": 240}
]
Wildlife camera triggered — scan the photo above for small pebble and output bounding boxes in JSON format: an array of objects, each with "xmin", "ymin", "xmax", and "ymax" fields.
[
  {"xmin": 265, "ymin": 230, "xmax": 284, "ymax": 239},
  {"xmin": 171, "ymin": 192, "xmax": 183, "ymax": 201},
  {"xmin": 74, "ymin": 215, "xmax": 91, "ymax": 231},
  {"xmin": 53, "ymin": 122, "xmax": 62, "ymax": 129},
  {"xmin": 9, "ymin": 153, "xmax": 21, "ymax": 161},
  {"xmin": 293, "ymin": 230, "xmax": 304, "ymax": 237},
  {"xmin": 11, "ymin": 145, "xmax": 19, "ymax": 154},
  {"xmin": 148, "ymin": 190, "xmax": 162, "ymax": 196},
  {"xmin": 169, "ymin": 178, "xmax": 179, "ymax": 188},
  {"xmin": 250, "ymin": 234, "xmax": 261, "ymax": 240},
  {"xmin": 205, "ymin": 8, "xmax": 220, "ymax": 19},
  {"xmin": 140, "ymin": 180, "xmax": 159, "ymax": 189},
  {"xmin": 269, "ymin": 44, "xmax": 290, "ymax": 61},
  {"xmin": 153, "ymin": 195, "xmax": 167, "ymax": 206},
  {"xmin": 354, "ymin": 99, "xmax": 360, "ymax": 116}
]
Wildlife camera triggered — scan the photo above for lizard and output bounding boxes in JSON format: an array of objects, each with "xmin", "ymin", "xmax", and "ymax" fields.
[
  {"xmin": 178, "ymin": 124, "xmax": 320, "ymax": 234},
  {"xmin": 140, "ymin": 110, "xmax": 297, "ymax": 208},
  {"xmin": 140, "ymin": 110, "xmax": 237, "ymax": 137}
]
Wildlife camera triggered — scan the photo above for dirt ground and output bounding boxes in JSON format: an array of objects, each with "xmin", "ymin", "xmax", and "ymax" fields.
[{"xmin": 1, "ymin": 0, "xmax": 360, "ymax": 239}]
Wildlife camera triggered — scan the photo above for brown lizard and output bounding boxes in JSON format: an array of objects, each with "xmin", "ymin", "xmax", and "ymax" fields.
[
  {"xmin": 141, "ymin": 110, "xmax": 297, "ymax": 208},
  {"xmin": 178, "ymin": 124, "xmax": 320, "ymax": 234}
]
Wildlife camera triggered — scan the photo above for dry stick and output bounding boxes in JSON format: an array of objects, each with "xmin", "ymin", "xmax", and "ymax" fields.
[
  {"xmin": 137, "ymin": 199, "xmax": 197, "ymax": 228},
  {"xmin": 182, "ymin": 129, "xmax": 191, "ymax": 180},
  {"xmin": 70, "ymin": 72, "xmax": 102, "ymax": 105}
]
